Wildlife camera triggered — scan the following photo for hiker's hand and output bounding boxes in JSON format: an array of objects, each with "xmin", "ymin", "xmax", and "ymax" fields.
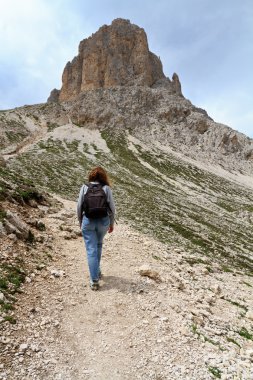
[{"xmin": 108, "ymin": 225, "xmax": 114, "ymax": 233}]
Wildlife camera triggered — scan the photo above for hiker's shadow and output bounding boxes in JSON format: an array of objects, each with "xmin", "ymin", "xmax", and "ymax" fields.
[{"xmin": 100, "ymin": 275, "xmax": 156, "ymax": 294}]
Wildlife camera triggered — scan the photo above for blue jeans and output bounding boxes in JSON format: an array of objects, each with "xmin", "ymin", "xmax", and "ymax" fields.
[{"xmin": 81, "ymin": 215, "xmax": 110, "ymax": 283}]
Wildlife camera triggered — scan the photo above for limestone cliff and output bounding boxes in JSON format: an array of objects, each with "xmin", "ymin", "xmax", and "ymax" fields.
[{"xmin": 55, "ymin": 18, "xmax": 178, "ymax": 101}]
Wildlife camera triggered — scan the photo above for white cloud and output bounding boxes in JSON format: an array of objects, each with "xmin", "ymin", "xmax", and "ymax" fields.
[
  {"xmin": 0, "ymin": 0, "xmax": 88, "ymax": 102},
  {"xmin": 0, "ymin": 0, "xmax": 53, "ymax": 56}
]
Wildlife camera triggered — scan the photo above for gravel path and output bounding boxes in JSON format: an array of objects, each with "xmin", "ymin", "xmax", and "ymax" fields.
[{"xmin": 1, "ymin": 198, "xmax": 253, "ymax": 380}]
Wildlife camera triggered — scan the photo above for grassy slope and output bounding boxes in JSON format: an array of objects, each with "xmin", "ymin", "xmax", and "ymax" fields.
[{"xmin": 6, "ymin": 126, "xmax": 253, "ymax": 275}]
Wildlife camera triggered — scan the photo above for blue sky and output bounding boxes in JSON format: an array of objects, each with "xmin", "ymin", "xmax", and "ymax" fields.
[{"xmin": 0, "ymin": 0, "xmax": 252, "ymax": 137}]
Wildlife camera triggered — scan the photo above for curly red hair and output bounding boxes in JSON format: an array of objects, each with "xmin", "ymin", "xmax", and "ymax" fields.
[{"xmin": 88, "ymin": 167, "xmax": 111, "ymax": 186}]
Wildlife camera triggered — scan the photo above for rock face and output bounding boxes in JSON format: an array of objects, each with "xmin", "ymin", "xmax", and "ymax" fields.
[
  {"xmin": 0, "ymin": 154, "xmax": 6, "ymax": 167},
  {"xmin": 5, "ymin": 211, "xmax": 30, "ymax": 240},
  {"xmin": 47, "ymin": 89, "xmax": 60, "ymax": 103},
  {"xmin": 58, "ymin": 18, "xmax": 170, "ymax": 102}
]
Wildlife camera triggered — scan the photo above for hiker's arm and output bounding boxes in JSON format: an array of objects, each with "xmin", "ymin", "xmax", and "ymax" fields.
[
  {"xmin": 77, "ymin": 185, "xmax": 85, "ymax": 227},
  {"xmin": 106, "ymin": 187, "xmax": 116, "ymax": 228}
]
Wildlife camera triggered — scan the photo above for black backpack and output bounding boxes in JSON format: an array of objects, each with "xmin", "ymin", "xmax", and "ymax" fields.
[{"xmin": 83, "ymin": 183, "xmax": 109, "ymax": 219}]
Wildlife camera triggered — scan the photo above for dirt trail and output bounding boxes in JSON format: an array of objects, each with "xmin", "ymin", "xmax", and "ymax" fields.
[
  {"xmin": 4, "ymin": 198, "xmax": 253, "ymax": 380},
  {"xmin": 41, "ymin": 198, "xmax": 190, "ymax": 380},
  {"xmin": 3, "ymin": 121, "xmax": 48, "ymax": 161}
]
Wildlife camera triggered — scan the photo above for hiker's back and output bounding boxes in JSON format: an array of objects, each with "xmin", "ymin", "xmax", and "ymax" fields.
[{"xmin": 83, "ymin": 183, "xmax": 108, "ymax": 219}]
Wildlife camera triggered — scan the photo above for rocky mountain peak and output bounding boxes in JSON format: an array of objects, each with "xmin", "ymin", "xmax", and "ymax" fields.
[{"xmin": 48, "ymin": 18, "xmax": 182, "ymax": 102}]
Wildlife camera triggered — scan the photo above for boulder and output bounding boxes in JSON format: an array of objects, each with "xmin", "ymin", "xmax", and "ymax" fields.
[
  {"xmin": 246, "ymin": 310, "xmax": 253, "ymax": 321},
  {"xmin": 0, "ymin": 154, "xmax": 6, "ymax": 167},
  {"xmin": 50, "ymin": 269, "xmax": 65, "ymax": 278},
  {"xmin": 5, "ymin": 211, "xmax": 30, "ymax": 240},
  {"xmin": 0, "ymin": 221, "xmax": 6, "ymax": 237},
  {"xmin": 0, "ymin": 292, "xmax": 6, "ymax": 302},
  {"xmin": 138, "ymin": 264, "xmax": 161, "ymax": 282}
]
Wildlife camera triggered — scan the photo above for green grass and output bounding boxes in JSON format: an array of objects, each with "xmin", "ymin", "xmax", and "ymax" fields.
[
  {"xmin": 238, "ymin": 327, "xmax": 253, "ymax": 340},
  {"xmin": 47, "ymin": 122, "xmax": 59, "ymax": 132},
  {"xmin": 0, "ymin": 277, "xmax": 8, "ymax": 290},
  {"xmin": 191, "ymin": 324, "xmax": 198, "ymax": 334},
  {"xmin": 152, "ymin": 255, "xmax": 162, "ymax": 261},
  {"xmin": 208, "ymin": 366, "xmax": 221, "ymax": 379},
  {"xmin": 7, "ymin": 268, "xmax": 26, "ymax": 288},
  {"xmin": 202, "ymin": 335, "xmax": 221, "ymax": 347},
  {"xmin": 6, "ymin": 130, "xmax": 253, "ymax": 274},
  {"xmin": 27, "ymin": 230, "xmax": 35, "ymax": 244},
  {"xmin": 14, "ymin": 190, "xmax": 37, "ymax": 201},
  {"xmin": 8, "ymin": 138, "xmax": 92, "ymax": 197},
  {"xmin": 244, "ymin": 204, "xmax": 253, "ymax": 212},
  {"xmin": 224, "ymin": 298, "xmax": 248, "ymax": 312},
  {"xmin": 216, "ymin": 201, "xmax": 235, "ymax": 212},
  {"xmin": 0, "ymin": 166, "xmax": 45, "ymax": 206},
  {"xmin": 226, "ymin": 337, "xmax": 241, "ymax": 348},
  {"xmin": 3, "ymin": 315, "xmax": 16, "ymax": 324},
  {"xmin": 221, "ymin": 265, "xmax": 233, "ymax": 273},
  {"xmin": 0, "ymin": 119, "xmax": 28, "ymax": 148},
  {"xmin": 65, "ymin": 139, "xmax": 79, "ymax": 152},
  {"xmin": 191, "ymin": 324, "xmax": 224, "ymax": 350},
  {"xmin": 38, "ymin": 138, "xmax": 66, "ymax": 154},
  {"xmin": 36, "ymin": 221, "xmax": 46, "ymax": 231},
  {"xmin": 0, "ymin": 264, "xmax": 26, "ymax": 292},
  {"xmin": 242, "ymin": 281, "xmax": 252, "ymax": 287},
  {"xmin": 0, "ymin": 300, "xmax": 14, "ymax": 312},
  {"xmin": 0, "ymin": 209, "xmax": 7, "ymax": 222}
]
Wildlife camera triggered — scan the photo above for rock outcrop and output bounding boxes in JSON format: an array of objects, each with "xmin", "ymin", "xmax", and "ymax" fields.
[
  {"xmin": 172, "ymin": 73, "xmax": 182, "ymax": 96},
  {"xmin": 54, "ymin": 18, "xmax": 180, "ymax": 102},
  {"xmin": 4, "ymin": 211, "xmax": 30, "ymax": 240},
  {"xmin": 0, "ymin": 154, "xmax": 6, "ymax": 167},
  {"xmin": 47, "ymin": 89, "xmax": 60, "ymax": 103}
]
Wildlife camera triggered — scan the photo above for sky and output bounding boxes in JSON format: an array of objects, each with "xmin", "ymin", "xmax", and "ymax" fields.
[{"xmin": 0, "ymin": 0, "xmax": 252, "ymax": 137}]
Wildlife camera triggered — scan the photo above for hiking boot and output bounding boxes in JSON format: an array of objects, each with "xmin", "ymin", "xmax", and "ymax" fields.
[{"xmin": 90, "ymin": 281, "xmax": 99, "ymax": 291}]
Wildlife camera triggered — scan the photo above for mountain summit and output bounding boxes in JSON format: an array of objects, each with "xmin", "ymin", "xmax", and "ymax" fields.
[{"xmin": 48, "ymin": 18, "xmax": 181, "ymax": 102}]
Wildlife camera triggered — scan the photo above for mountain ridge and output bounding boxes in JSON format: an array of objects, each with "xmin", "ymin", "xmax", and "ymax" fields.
[{"xmin": 1, "ymin": 85, "xmax": 253, "ymax": 176}]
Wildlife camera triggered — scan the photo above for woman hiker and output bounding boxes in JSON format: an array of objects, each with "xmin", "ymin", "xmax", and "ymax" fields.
[{"xmin": 77, "ymin": 167, "xmax": 116, "ymax": 290}]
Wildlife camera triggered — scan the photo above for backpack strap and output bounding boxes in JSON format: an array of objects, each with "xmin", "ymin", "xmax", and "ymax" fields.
[{"xmin": 85, "ymin": 182, "xmax": 103, "ymax": 189}]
